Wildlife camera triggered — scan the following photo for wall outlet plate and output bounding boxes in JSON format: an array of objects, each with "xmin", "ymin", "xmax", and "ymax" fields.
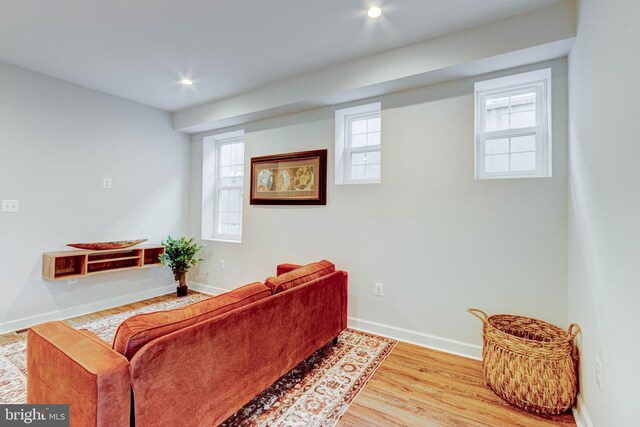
[
  {"xmin": 374, "ymin": 282, "xmax": 384, "ymax": 297},
  {"xmin": 103, "ymin": 178, "xmax": 112, "ymax": 189},
  {"xmin": 2, "ymin": 200, "xmax": 19, "ymax": 212}
]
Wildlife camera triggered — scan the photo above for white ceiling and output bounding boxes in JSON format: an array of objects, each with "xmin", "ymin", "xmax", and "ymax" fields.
[{"xmin": 0, "ymin": 0, "xmax": 561, "ymax": 112}]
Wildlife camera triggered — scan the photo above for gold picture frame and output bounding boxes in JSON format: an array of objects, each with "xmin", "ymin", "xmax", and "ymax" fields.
[{"xmin": 250, "ymin": 149, "xmax": 327, "ymax": 205}]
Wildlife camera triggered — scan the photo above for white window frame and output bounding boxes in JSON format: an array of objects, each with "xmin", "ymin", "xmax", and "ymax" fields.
[
  {"xmin": 475, "ymin": 68, "xmax": 552, "ymax": 180},
  {"xmin": 335, "ymin": 102, "xmax": 382, "ymax": 185},
  {"xmin": 201, "ymin": 130, "xmax": 245, "ymax": 243}
]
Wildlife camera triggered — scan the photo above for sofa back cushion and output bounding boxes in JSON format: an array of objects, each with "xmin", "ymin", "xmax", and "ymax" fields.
[
  {"xmin": 113, "ymin": 282, "xmax": 271, "ymax": 359},
  {"xmin": 264, "ymin": 260, "xmax": 335, "ymax": 294}
]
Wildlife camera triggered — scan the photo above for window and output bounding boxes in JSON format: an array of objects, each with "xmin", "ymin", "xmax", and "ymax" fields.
[
  {"xmin": 335, "ymin": 102, "xmax": 381, "ymax": 184},
  {"xmin": 475, "ymin": 69, "xmax": 552, "ymax": 179},
  {"xmin": 202, "ymin": 130, "xmax": 244, "ymax": 242}
]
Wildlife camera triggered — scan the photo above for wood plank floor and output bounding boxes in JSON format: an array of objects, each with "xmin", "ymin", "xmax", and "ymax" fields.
[
  {"xmin": 339, "ymin": 341, "xmax": 576, "ymax": 427},
  {"xmin": 2, "ymin": 292, "xmax": 576, "ymax": 426}
]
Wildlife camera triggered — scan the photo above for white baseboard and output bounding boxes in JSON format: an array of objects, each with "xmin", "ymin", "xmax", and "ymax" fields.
[
  {"xmin": 348, "ymin": 316, "xmax": 482, "ymax": 360},
  {"xmin": 188, "ymin": 282, "xmax": 227, "ymax": 295},
  {"xmin": 0, "ymin": 285, "xmax": 175, "ymax": 335},
  {"xmin": 572, "ymin": 394, "xmax": 593, "ymax": 427}
]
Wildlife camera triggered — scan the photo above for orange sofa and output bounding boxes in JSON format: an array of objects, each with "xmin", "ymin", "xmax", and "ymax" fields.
[{"xmin": 26, "ymin": 261, "xmax": 348, "ymax": 427}]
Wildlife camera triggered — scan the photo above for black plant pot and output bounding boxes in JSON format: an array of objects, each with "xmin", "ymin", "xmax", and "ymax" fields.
[{"xmin": 176, "ymin": 286, "xmax": 188, "ymax": 297}]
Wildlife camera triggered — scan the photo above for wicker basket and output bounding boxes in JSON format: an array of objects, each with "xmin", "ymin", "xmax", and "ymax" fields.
[{"xmin": 468, "ymin": 308, "xmax": 580, "ymax": 414}]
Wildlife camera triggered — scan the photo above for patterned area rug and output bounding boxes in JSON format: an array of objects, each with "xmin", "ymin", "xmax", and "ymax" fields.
[
  {"xmin": 0, "ymin": 294, "xmax": 396, "ymax": 426},
  {"xmin": 0, "ymin": 293, "xmax": 208, "ymax": 405}
]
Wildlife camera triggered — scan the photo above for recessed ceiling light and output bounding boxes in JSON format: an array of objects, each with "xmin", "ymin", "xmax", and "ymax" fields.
[
  {"xmin": 181, "ymin": 79, "xmax": 193, "ymax": 86},
  {"xmin": 368, "ymin": 6, "xmax": 382, "ymax": 18}
]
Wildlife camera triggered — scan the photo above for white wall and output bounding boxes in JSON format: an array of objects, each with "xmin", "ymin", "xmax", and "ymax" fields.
[
  {"xmin": 568, "ymin": 0, "xmax": 640, "ymax": 425},
  {"xmin": 0, "ymin": 61, "xmax": 191, "ymax": 333},
  {"xmin": 190, "ymin": 58, "xmax": 568, "ymax": 358}
]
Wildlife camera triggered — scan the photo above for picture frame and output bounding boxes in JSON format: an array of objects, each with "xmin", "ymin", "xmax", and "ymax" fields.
[{"xmin": 250, "ymin": 149, "xmax": 327, "ymax": 205}]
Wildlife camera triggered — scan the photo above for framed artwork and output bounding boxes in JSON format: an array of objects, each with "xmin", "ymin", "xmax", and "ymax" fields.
[{"xmin": 250, "ymin": 149, "xmax": 327, "ymax": 205}]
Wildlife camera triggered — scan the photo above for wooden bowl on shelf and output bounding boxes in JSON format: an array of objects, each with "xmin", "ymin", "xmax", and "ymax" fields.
[{"xmin": 67, "ymin": 239, "xmax": 148, "ymax": 251}]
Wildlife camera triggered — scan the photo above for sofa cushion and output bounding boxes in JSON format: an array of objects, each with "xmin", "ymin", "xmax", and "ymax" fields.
[
  {"xmin": 265, "ymin": 260, "xmax": 335, "ymax": 294},
  {"xmin": 113, "ymin": 282, "xmax": 271, "ymax": 359}
]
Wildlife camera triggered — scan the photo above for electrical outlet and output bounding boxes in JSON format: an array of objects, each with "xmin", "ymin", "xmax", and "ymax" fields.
[
  {"xmin": 67, "ymin": 277, "xmax": 78, "ymax": 285},
  {"xmin": 103, "ymin": 178, "xmax": 112, "ymax": 189},
  {"xmin": 219, "ymin": 259, "xmax": 225, "ymax": 270},
  {"xmin": 596, "ymin": 358, "xmax": 602, "ymax": 388},
  {"xmin": 2, "ymin": 200, "xmax": 19, "ymax": 213},
  {"xmin": 374, "ymin": 282, "xmax": 384, "ymax": 297}
]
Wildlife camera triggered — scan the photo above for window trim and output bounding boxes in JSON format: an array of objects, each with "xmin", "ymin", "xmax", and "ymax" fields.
[
  {"xmin": 474, "ymin": 68, "xmax": 552, "ymax": 180},
  {"xmin": 335, "ymin": 102, "xmax": 382, "ymax": 185},
  {"xmin": 201, "ymin": 130, "xmax": 245, "ymax": 243}
]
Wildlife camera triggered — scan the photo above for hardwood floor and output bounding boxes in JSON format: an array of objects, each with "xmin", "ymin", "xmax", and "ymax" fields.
[
  {"xmin": 2, "ymin": 292, "xmax": 576, "ymax": 426},
  {"xmin": 339, "ymin": 341, "xmax": 576, "ymax": 427}
]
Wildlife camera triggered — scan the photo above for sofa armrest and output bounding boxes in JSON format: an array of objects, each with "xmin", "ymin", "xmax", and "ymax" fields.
[
  {"xmin": 27, "ymin": 321, "xmax": 130, "ymax": 427},
  {"xmin": 276, "ymin": 263, "xmax": 303, "ymax": 276},
  {"xmin": 77, "ymin": 328, "xmax": 111, "ymax": 348}
]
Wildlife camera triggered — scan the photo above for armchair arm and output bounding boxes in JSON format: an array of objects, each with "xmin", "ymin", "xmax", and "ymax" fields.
[
  {"xmin": 27, "ymin": 321, "xmax": 130, "ymax": 427},
  {"xmin": 276, "ymin": 263, "xmax": 303, "ymax": 276}
]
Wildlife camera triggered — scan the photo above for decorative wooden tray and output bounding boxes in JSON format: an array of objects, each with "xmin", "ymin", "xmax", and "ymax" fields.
[{"xmin": 67, "ymin": 239, "xmax": 148, "ymax": 250}]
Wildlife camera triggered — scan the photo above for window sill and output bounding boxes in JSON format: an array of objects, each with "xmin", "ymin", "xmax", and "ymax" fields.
[
  {"xmin": 476, "ymin": 173, "xmax": 552, "ymax": 180},
  {"xmin": 202, "ymin": 237, "xmax": 242, "ymax": 244},
  {"xmin": 336, "ymin": 180, "xmax": 381, "ymax": 186}
]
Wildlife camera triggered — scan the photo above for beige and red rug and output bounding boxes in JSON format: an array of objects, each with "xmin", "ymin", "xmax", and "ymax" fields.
[{"xmin": 0, "ymin": 294, "xmax": 396, "ymax": 426}]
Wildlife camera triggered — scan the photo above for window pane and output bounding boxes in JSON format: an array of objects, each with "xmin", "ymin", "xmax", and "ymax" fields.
[
  {"xmin": 485, "ymin": 114, "xmax": 509, "ymax": 132},
  {"xmin": 486, "ymin": 96, "xmax": 509, "ymax": 113},
  {"xmin": 231, "ymin": 143, "xmax": 243, "ymax": 165},
  {"xmin": 231, "ymin": 165, "xmax": 243, "ymax": 186},
  {"xmin": 352, "ymin": 134, "xmax": 367, "ymax": 147},
  {"xmin": 485, "ymin": 138, "xmax": 509, "ymax": 154},
  {"xmin": 510, "ymin": 92, "xmax": 536, "ymax": 113},
  {"xmin": 219, "ymin": 189, "xmax": 229, "ymax": 211},
  {"xmin": 365, "ymin": 150, "xmax": 381, "ymax": 164},
  {"xmin": 510, "ymin": 152, "xmax": 536, "ymax": 171},
  {"xmin": 228, "ymin": 223, "xmax": 241, "ymax": 236},
  {"xmin": 368, "ymin": 117, "xmax": 381, "ymax": 132},
  {"xmin": 367, "ymin": 132, "xmax": 381, "ymax": 146},
  {"xmin": 220, "ymin": 144, "xmax": 232, "ymax": 167},
  {"xmin": 218, "ymin": 212, "xmax": 229, "ymax": 234},
  {"xmin": 229, "ymin": 189, "xmax": 241, "ymax": 212},
  {"xmin": 485, "ymin": 154, "xmax": 509, "ymax": 173},
  {"xmin": 352, "ymin": 152, "xmax": 366, "ymax": 166},
  {"xmin": 510, "ymin": 111, "xmax": 536, "ymax": 128},
  {"xmin": 511, "ymin": 135, "xmax": 536, "ymax": 153},
  {"xmin": 365, "ymin": 164, "xmax": 381, "ymax": 180},
  {"xmin": 351, "ymin": 165, "xmax": 365, "ymax": 180},
  {"xmin": 229, "ymin": 212, "xmax": 241, "ymax": 231},
  {"xmin": 220, "ymin": 166, "xmax": 232, "ymax": 177},
  {"xmin": 351, "ymin": 119, "xmax": 367, "ymax": 134}
]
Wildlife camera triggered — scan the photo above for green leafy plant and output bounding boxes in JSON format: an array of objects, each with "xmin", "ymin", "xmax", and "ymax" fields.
[{"xmin": 159, "ymin": 236, "xmax": 204, "ymax": 288}]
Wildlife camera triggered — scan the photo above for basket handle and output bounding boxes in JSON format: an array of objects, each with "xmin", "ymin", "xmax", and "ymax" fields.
[
  {"xmin": 467, "ymin": 308, "xmax": 488, "ymax": 323},
  {"xmin": 568, "ymin": 323, "xmax": 581, "ymax": 339}
]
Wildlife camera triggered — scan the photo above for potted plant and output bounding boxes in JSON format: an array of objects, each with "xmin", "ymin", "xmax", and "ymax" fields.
[{"xmin": 159, "ymin": 236, "xmax": 204, "ymax": 297}]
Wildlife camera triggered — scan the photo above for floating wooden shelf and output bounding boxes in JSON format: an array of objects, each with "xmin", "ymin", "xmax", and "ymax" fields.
[{"xmin": 43, "ymin": 245, "xmax": 165, "ymax": 281}]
